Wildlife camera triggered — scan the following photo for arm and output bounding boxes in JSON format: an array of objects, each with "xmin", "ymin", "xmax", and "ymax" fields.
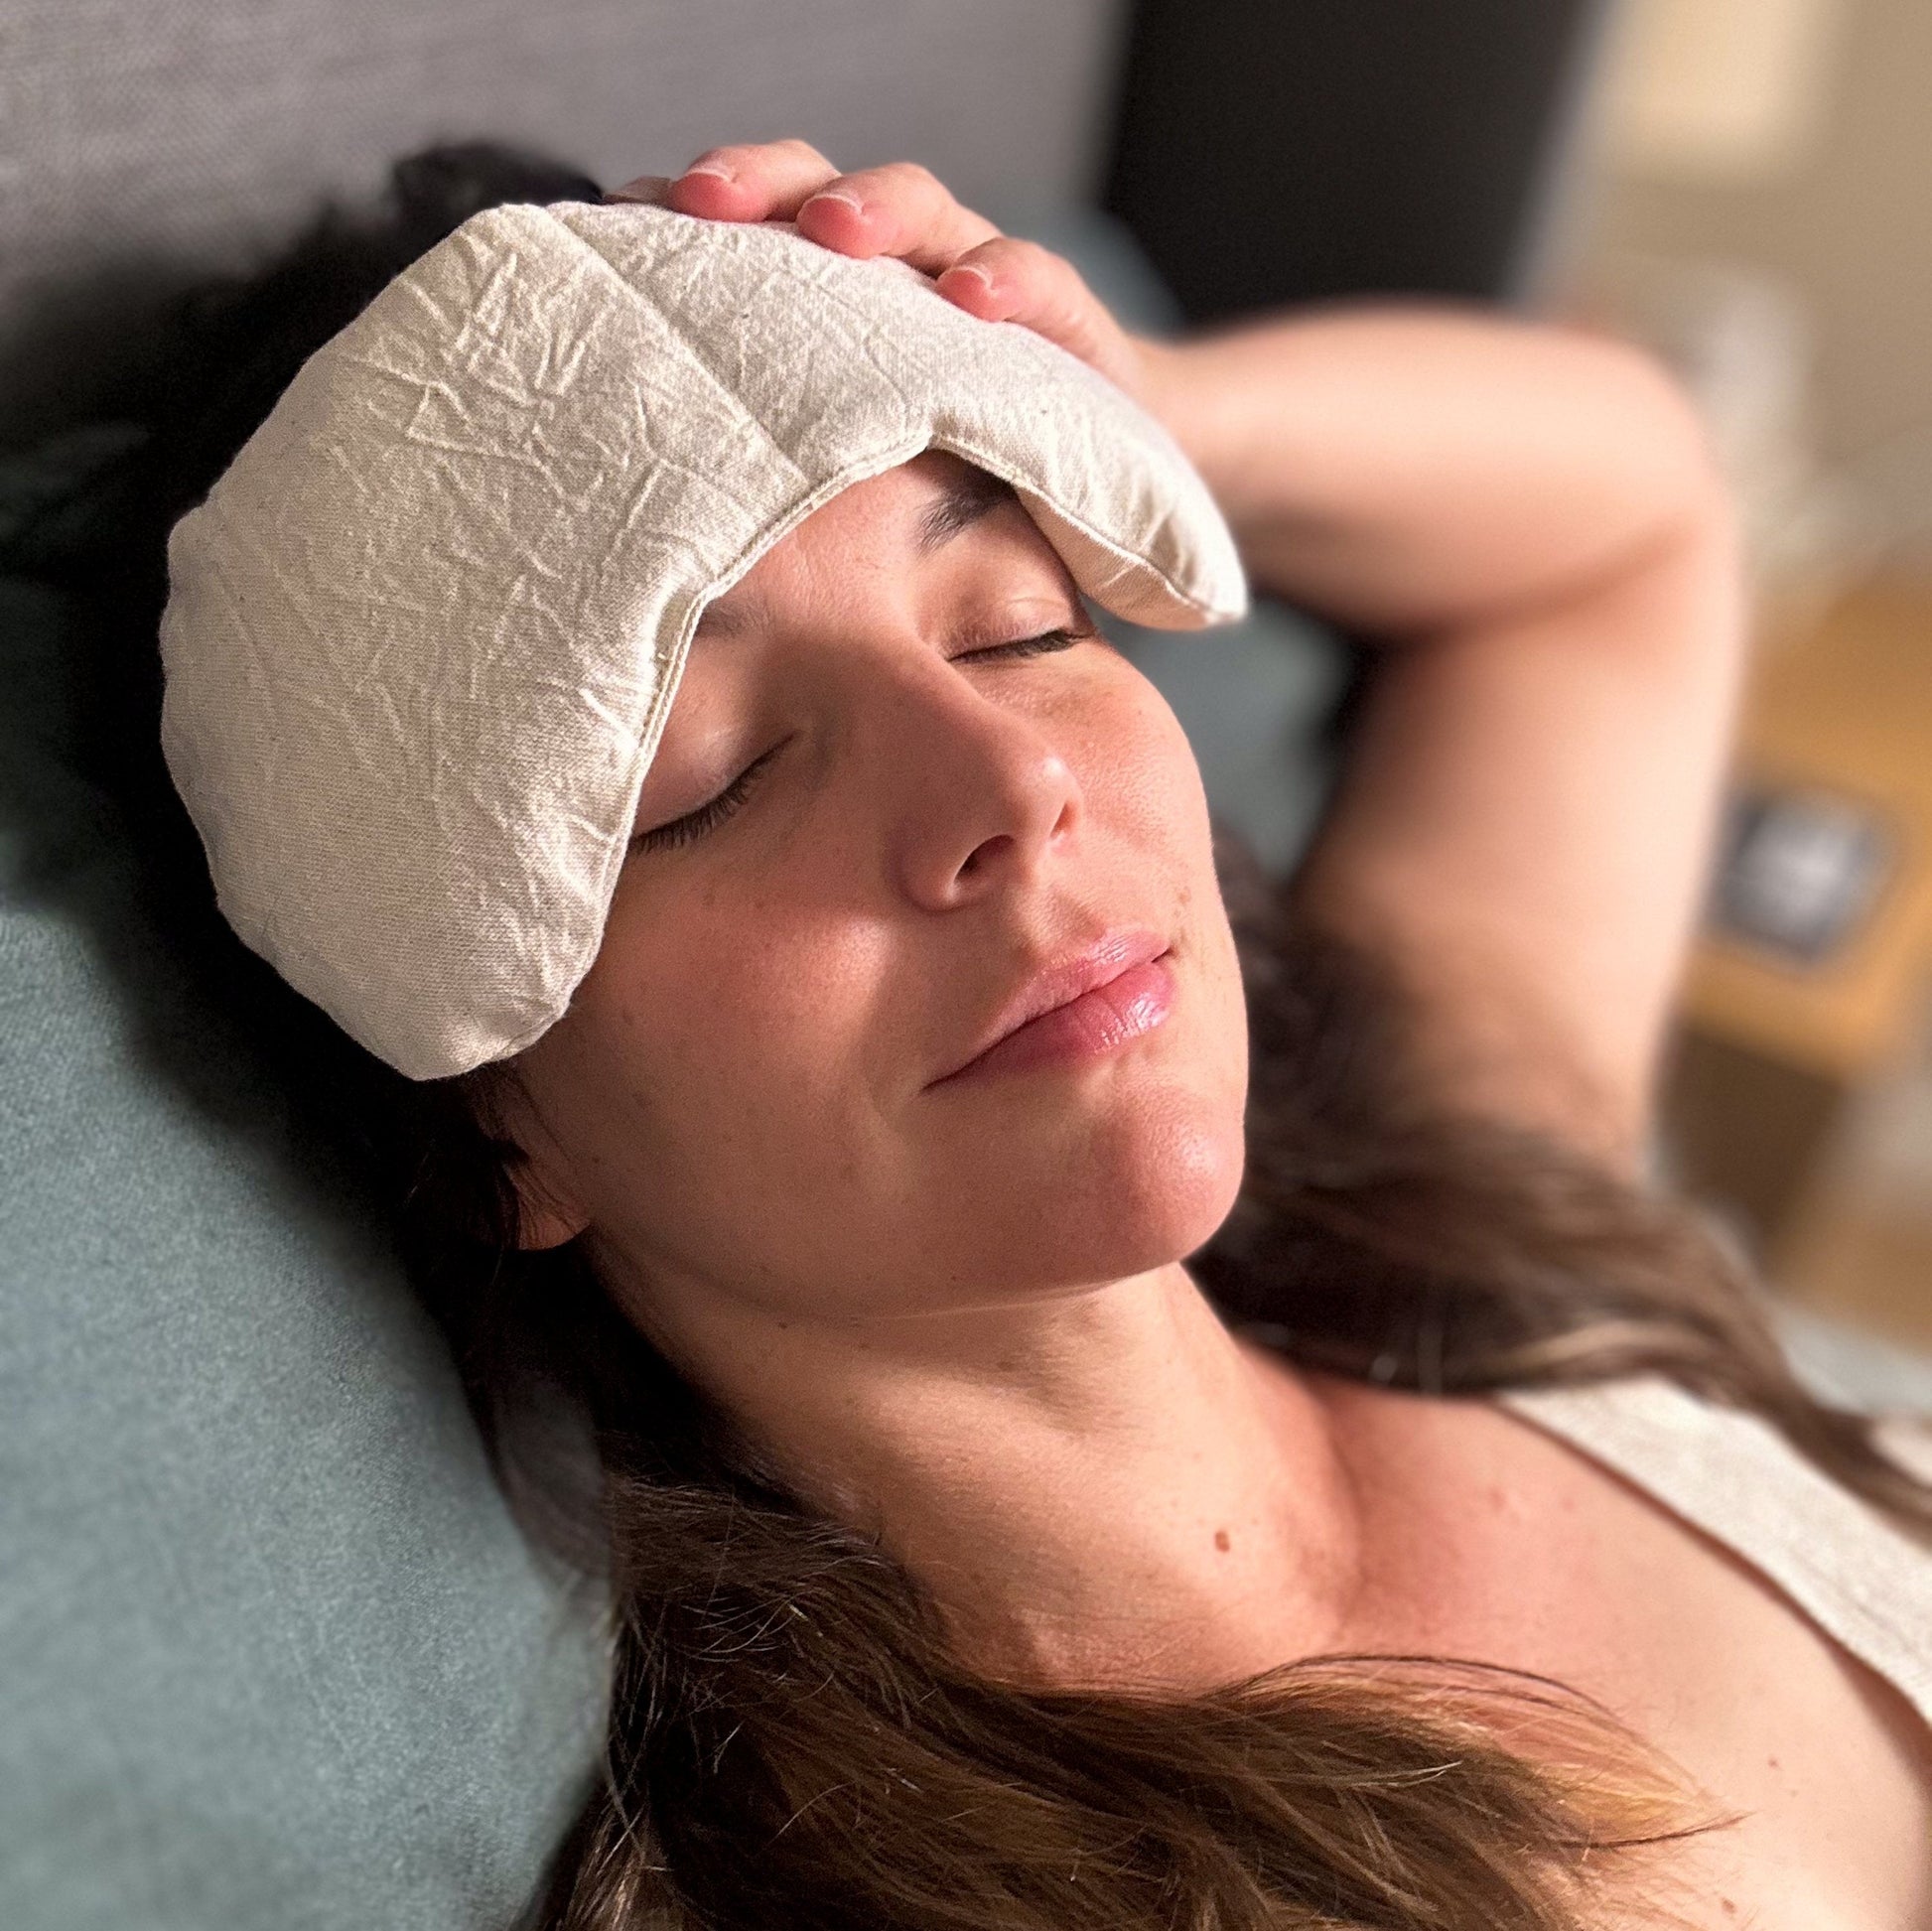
[
  {"xmin": 1137, "ymin": 314, "xmax": 1749, "ymax": 1170},
  {"xmin": 632, "ymin": 143, "xmax": 1750, "ymax": 1170}
]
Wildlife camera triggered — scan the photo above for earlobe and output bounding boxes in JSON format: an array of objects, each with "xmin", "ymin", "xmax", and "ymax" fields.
[
  {"xmin": 506, "ymin": 1164, "xmax": 592, "ymax": 1251},
  {"xmin": 465, "ymin": 1064, "xmax": 593, "ymax": 1251}
]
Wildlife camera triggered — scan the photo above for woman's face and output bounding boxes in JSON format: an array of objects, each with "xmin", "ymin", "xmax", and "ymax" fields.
[{"xmin": 505, "ymin": 450, "xmax": 1250, "ymax": 1327}]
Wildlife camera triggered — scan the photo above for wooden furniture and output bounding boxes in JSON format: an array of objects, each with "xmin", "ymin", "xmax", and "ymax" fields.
[
  {"xmin": 1686, "ymin": 580, "xmax": 1932, "ymax": 1077},
  {"xmin": 1667, "ymin": 578, "xmax": 1932, "ymax": 1311}
]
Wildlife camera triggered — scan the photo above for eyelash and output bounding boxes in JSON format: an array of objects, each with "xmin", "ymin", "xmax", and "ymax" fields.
[
  {"xmin": 964, "ymin": 623, "xmax": 1094, "ymax": 661},
  {"xmin": 628, "ymin": 624, "xmax": 1095, "ymax": 856},
  {"xmin": 629, "ymin": 743, "xmax": 783, "ymax": 854}
]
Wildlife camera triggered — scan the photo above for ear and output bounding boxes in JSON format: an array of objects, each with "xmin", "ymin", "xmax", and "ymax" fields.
[
  {"xmin": 464, "ymin": 1064, "xmax": 592, "ymax": 1252},
  {"xmin": 506, "ymin": 1159, "xmax": 592, "ymax": 1253}
]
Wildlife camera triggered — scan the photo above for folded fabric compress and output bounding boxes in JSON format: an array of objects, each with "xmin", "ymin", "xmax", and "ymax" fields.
[{"xmin": 158, "ymin": 199, "xmax": 1247, "ymax": 1079}]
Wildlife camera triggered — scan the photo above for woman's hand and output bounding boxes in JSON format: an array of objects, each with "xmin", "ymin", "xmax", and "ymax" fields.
[{"xmin": 605, "ymin": 140, "xmax": 1153, "ymax": 401}]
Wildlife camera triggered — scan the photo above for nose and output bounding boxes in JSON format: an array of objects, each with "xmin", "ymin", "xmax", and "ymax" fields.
[{"xmin": 863, "ymin": 650, "xmax": 1085, "ymax": 910}]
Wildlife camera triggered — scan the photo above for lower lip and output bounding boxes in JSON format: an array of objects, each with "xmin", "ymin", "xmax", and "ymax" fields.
[{"xmin": 939, "ymin": 953, "xmax": 1176, "ymax": 1085}]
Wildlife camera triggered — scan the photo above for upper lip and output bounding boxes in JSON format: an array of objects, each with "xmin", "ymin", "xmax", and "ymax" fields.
[{"xmin": 928, "ymin": 926, "xmax": 1170, "ymax": 1085}]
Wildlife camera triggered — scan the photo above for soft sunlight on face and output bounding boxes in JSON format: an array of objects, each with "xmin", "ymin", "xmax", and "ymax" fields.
[{"xmin": 501, "ymin": 450, "xmax": 1250, "ymax": 1333}]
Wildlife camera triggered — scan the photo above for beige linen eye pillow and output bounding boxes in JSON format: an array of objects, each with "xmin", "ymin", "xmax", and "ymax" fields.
[{"xmin": 158, "ymin": 199, "xmax": 1248, "ymax": 1080}]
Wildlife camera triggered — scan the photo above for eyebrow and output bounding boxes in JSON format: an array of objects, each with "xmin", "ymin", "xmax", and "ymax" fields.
[
  {"xmin": 694, "ymin": 592, "xmax": 767, "ymax": 640},
  {"xmin": 695, "ymin": 467, "xmax": 1022, "ymax": 641},
  {"xmin": 914, "ymin": 465, "xmax": 1019, "ymax": 556}
]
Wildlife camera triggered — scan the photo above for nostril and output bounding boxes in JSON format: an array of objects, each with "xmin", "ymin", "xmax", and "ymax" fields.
[{"xmin": 958, "ymin": 832, "xmax": 1015, "ymax": 880}]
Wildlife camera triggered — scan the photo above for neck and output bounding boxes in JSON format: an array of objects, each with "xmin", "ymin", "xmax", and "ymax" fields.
[{"xmin": 605, "ymin": 1252, "xmax": 1366, "ymax": 1689}]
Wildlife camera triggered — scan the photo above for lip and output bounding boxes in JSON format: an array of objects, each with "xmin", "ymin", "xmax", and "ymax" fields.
[{"xmin": 927, "ymin": 928, "xmax": 1174, "ymax": 1087}]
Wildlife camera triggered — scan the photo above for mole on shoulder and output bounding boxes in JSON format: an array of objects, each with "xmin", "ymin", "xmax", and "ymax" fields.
[{"xmin": 1213, "ymin": 1529, "xmax": 1231, "ymax": 1553}]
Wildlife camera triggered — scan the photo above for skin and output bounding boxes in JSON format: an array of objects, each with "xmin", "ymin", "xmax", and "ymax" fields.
[
  {"xmin": 511, "ymin": 455, "xmax": 1249, "ymax": 1326},
  {"xmin": 493, "ymin": 142, "xmax": 1931, "ymax": 1924}
]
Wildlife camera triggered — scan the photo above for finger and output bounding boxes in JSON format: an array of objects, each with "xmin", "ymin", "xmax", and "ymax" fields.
[
  {"xmin": 793, "ymin": 162, "xmax": 1001, "ymax": 272},
  {"xmin": 665, "ymin": 138, "xmax": 840, "ymax": 223},
  {"xmin": 934, "ymin": 237, "xmax": 1146, "ymax": 395}
]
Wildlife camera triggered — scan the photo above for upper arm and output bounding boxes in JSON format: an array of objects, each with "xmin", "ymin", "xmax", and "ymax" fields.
[
  {"xmin": 1140, "ymin": 309, "xmax": 1751, "ymax": 1169},
  {"xmin": 1286, "ymin": 499, "xmax": 1749, "ymax": 1171}
]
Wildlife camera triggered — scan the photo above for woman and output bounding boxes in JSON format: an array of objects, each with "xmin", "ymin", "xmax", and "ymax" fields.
[{"xmin": 23, "ymin": 138, "xmax": 1931, "ymax": 1928}]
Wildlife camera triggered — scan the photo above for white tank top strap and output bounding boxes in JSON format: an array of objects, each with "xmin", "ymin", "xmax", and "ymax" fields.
[{"xmin": 1495, "ymin": 1376, "xmax": 1932, "ymax": 1728}]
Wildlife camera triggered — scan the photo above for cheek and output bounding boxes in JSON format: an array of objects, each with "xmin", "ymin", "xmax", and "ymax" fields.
[
  {"xmin": 559, "ymin": 880, "xmax": 898, "ymax": 1229},
  {"xmin": 1074, "ymin": 658, "xmax": 1216, "ymax": 856},
  {"xmin": 1110, "ymin": 672, "xmax": 1253, "ymax": 1176}
]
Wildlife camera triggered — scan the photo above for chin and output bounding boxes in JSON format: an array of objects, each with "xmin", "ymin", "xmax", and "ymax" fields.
[{"xmin": 943, "ymin": 1084, "xmax": 1249, "ymax": 1294}]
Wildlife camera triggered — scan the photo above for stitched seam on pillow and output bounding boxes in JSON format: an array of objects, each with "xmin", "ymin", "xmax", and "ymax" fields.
[{"xmin": 935, "ymin": 431, "xmax": 1231, "ymax": 624}]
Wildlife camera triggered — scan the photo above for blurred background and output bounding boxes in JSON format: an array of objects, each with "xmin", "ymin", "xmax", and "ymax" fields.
[
  {"xmin": 1561, "ymin": 0, "xmax": 1932, "ymax": 1360},
  {"xmin": 4, "ymin": 0, "xmax": 1927, "ymax": 1351}
]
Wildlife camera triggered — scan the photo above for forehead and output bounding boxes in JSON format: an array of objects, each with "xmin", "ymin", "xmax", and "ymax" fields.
[{"xmin": 696, "ymin": 453, "xmax": 1041, "ymax": 640}]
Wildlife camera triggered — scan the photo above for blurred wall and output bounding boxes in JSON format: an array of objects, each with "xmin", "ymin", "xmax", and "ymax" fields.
[
  {"xmin": 0, "ymin": 0, "xmax": 1129, "ymax": 449},
  {"xmin": 1104, "ymin": 0, "xmax": 1609, "ymax": 323},
  {"xmin": 1579, "ymin": 0, "xmax": 1932, "ymax": 571}
]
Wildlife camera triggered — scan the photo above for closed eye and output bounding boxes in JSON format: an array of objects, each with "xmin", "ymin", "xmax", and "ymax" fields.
[
  {"xmin": 629, "ymin": 741, "xmax": 786, "ymax": 856},
  {"xmin": 627, "ymin": 625, "xmax": 1097, "ymax": 857},
  {"xmin": 953, "ymin": 623, "xmax": 1097, "ymax": 664}
]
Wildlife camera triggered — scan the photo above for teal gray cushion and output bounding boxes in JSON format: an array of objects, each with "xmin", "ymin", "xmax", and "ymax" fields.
[{"xmin": 0, "ymin": 558, "xmax": 605, "ymax": 1928}]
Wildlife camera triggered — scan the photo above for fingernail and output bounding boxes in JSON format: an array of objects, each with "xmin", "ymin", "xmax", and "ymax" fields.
[
  {"xmin": 681, "ymin": 160, "xmax": 736, "ymax": 184},
  {"xmin": 804, "ymin": 187, "xmax": 865, "ymax": 215},
  {"xmin": 942, "ymin": 263, "xmax": 994, "ymax": 294},
  {"xmin": 604, "ymin": 175, "xmax": 674, "ymax": 206}
]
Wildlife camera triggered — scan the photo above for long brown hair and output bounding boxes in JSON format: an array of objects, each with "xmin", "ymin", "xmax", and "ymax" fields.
[{"xmin": 14, "ymin": 139, "xmax": 1927, "ymax": 1931}]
